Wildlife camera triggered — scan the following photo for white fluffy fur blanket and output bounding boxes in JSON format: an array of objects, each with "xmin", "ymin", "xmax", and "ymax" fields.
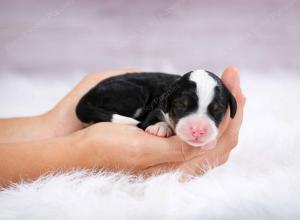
[{"xmin": 0, "ymin": 72, "xmax": 300, "ymax": 219}]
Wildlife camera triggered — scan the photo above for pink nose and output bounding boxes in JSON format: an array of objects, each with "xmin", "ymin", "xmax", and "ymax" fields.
[{"xmin": 191, "ymin": 126, "xmax": 207, "ymax": 137}]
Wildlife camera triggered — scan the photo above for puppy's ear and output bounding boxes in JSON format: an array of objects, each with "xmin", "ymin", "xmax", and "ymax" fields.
[
  {"xmin": 160, "ymin": 79, "xmax": 182, "ymax": 112},
  {"xmin": 160, "ymin": 84, "xmax": 178, "ymax": 112},
  {"xmin": 160, "ymin": 73, "xmax": 189, "ymax": 112},
  {"xmin": 224, "ymin": 86, "xmax": 237, "ymax": 118},
  {"xmin": 229, "ymin": 92, "xmax": 237, "ymax": 118}
]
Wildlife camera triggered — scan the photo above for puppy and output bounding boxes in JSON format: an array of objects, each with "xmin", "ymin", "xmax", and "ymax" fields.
[{"xmin": 76, "ymin": 70, "xmax": 237, "ymax": 148}]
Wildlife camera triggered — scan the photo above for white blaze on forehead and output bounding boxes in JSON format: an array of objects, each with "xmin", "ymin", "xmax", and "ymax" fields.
[{"xmin": 189, "ymin": 70, "xmax": 217, "ymax": 113}]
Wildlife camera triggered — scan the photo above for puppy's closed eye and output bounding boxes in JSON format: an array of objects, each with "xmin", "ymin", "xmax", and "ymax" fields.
[
  {"xmin": 175, "ymin": 97, "xmax": 190, "ymax": 109},
  {"xmin": 172, "ymin": 98, "xmax": 190, "ymax": 117},
  {"xmin": 210, "ymin": 101, "xmax": 225, "ymax": 113}
]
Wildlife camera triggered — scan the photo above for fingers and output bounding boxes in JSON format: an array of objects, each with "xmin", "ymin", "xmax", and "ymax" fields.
[
  {"xmin": 174, "ymin": 67, "xmax": 245, "ymax": 180},
  {"xmin": 217, "ymin": 110, "xmax": 230, "ymax": 139},
  {"xmin": 137, "ymin": 150, "xmax": 230, "ymax": 181},
  {"xmin": 221, "ymin": 66, "xmax": 240, "ymax": 96},
  {"xmin": 79, "ymin": 67, "xmax": 143, "ymax": 94},
  {"xmin": 135, "ymin": 136, "xmax": 219, "ymax": 175},
  {"xmin": 137, "ymin": 161, "xmax": 180, "ymax": 177},
  {"xmin": 177, "ymin": 147, "xmax": 232, "ymax": 182},
  {"xmin": 136, "ymin": 134, "xmax": 207, "ymax": 168},
  {"xmin": 218, "ymin": 66, "xmax": 246, "ymax": 151},
  {"xmin": 217, "ymin": 87, "xmax": 246, "ymax": 153},
  {"xmin": 217, "ymin": 67, "xmax": 240, "ymax": 138},
  {"xmin": 89, "ymin": 67, "xmax": 143, "ymax": 82},
  {"xmin": 177, "ymin": 148, "xmax": 228, "ymax": 181}
]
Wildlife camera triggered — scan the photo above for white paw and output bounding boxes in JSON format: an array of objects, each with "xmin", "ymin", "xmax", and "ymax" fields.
[{"xmin": 145, "ymin": 122, "xmax": 173, "ymax": 137}]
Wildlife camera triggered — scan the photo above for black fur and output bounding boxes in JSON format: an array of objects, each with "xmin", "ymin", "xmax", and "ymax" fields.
[
  {"xmin": 76, "ymin": 72, "xmax": 179, "ymax": 128},
  {"xmin": 206, "ymin": 70, "xmax": 237, "ymax": 120}
]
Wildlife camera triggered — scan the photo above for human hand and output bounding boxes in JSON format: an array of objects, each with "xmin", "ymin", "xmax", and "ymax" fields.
[
  {"xmin": 73, "ymin": 122, "xmax": 213, "ymax": 172},
  {"xmin": 41, "ymin": 66, "xmax": 244, "ymax": 175},
  {"xmin": 44, "ymin": 68, "xmax": 142, "ymax": 137},
  {"xmin": 178, "ymin": 66, "xmax": 246, "ymax": 179},
  {"xmin": 138, "ymin": 67, "xmax": 246, "ymax": 178},
  {"xmin": 0, "ymin": 67, "xmax": 245, "ymax": 187},
  {"xmin": 72, "ymin": 66, "xmax": 245, "ymax": 176}
]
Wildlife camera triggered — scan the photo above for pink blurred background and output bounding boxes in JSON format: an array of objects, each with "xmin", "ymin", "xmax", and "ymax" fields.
[
  {"xmin": 0, "ymin": 0, "xmax": 299, "ymax": 116},
  {"xmin": 1, "ymin": 0, "xmax": 299, "ymax": 76}
]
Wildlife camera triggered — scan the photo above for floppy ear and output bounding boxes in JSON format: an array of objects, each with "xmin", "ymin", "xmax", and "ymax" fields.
[
  {"xmin": 160, "ymin": 73, "xmax": 190, "ymax": 112},
  {"xmin": 224, "ymin": 86, "xmax": 237, "ymax": 118},
  {"xmin": 160, "ymin": 79, "xmax": 181, "ymax": 112},
  {"xmin": 160, "ymin": 86, "xmax": 174, "ymax": 113},
  {"xmin": 229, "ymin": 92, "xmax": 237, "ymax": 118}
]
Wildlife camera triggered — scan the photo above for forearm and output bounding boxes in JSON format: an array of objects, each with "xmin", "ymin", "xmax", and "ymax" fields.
[
  {"xmin": 0, "ymin": 132, "xmax": 88, "ymax": 187},
  {"xmin": 0, "ymin": 113, "xmax": 55, "ymax": 143}
]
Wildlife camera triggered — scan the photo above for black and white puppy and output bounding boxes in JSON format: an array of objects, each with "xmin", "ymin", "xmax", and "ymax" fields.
[{"xmin": 76, "ymin": 70, "xmax": 237, "ymax": 148}]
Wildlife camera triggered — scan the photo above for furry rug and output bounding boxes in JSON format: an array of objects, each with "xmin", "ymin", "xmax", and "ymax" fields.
[{"xmin": 0, "ymin": 71, "xmax": 300, "ymax": 219}]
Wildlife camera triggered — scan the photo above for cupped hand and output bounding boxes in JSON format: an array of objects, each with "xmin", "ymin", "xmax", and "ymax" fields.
[
  {"xmin": 69, "ymin": 67, "xmax": 246, "ymax": 177},
  {"xmin": 42, "ymin": 67, "xmax": 211, "ymax": 174},
  {"xmin": 45, "ymin": 68, "xmax": 142, "ymax": 137},
  {"xmin": 74, "ymin": 122, "xmax": 210, "ymax": 172},
  {"xmin": 178, "ymin": 67, "xmax": 246, "ymax": 179},
  {"xmin": 46, "ymin": 67, "xmax": 245, "ymax": 176},
  {"xmin": 138, "ymin": 67, "xmax": 246, "ymax": 178},
  {"xmin": 0, "ymin": 67, "xmax": 245, "ymax": 187}
]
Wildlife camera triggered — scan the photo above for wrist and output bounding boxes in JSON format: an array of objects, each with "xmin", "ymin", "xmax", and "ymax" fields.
[
  {"xmin": 68, "ymin": 130, "xmax": 94, "ymax": 169},
  {"xmin": 44, "ymin": 106, "xmax": 85, "ymax": 138},
  {"xmin": 32, "ymin": 111, "xmax": 59, "ymax": 140},
  {"xmin": 38, "ymin": 131, "xmax": 92, "ymax": 172},
  {"xmin": 0, "ymin": 113, "xmax": 57, "ymax": 143},
  {"xmin": 64, "ymin": 128, "xmax": 104, "ymax": 170},
  {"xmin": 0, "ymin": 133, "xmax": 88, "ymax": 186}
]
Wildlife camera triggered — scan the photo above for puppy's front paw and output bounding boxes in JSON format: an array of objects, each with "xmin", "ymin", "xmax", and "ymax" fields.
[{"xmin": 145, "ymin": 122, "xmax": 173, "ymax": 137}]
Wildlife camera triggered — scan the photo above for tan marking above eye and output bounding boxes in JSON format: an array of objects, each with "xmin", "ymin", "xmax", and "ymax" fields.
[
  {"xmin": 212, "ymin": 102, "xmax": 219, "ymax": 110},
  {"xmin": 182, "ymin": 98, "xmax": 189, "ymax": 107}
]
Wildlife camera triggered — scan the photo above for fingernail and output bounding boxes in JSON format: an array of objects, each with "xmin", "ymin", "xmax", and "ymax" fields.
[
  {"xmin": 226, "ymin": 66, "xmax": 239, "ymax": 74},
  {"xmin": 231, "ymin": 66, "xmax": 239, "ymax": 73}
]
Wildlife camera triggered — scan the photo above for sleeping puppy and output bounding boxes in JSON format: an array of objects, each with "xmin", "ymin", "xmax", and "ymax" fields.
[{"xmin": 76, "ymin": 70, "xmax": 237, "ymax": 148}]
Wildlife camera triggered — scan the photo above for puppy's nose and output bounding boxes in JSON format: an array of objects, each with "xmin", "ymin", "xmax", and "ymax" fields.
[{"xmin": 191, "ymin": 126, "xmax": 207, "ymax": 137}]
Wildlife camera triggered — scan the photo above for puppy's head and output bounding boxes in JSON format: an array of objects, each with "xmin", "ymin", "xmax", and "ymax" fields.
[{"xmin": 161, "ymin": 70, "xmax": 237, "ymax": 147}]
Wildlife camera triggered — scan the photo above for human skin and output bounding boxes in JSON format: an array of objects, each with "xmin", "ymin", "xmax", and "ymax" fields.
[{"xmin": 0, "ymin": 67, "xmax": 246, "ymax": 187}]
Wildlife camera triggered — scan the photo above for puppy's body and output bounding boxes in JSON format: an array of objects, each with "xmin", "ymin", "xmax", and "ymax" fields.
[
  {"xmin": 76, "ymin": 72, "xmax": 179, "ymax": 127},
  {"xmin": 76, "ymin": 70, "xmax": 236, "ymax": 147}
]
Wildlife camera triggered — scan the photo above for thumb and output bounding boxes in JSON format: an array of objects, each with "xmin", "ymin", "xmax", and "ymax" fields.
[{"xmin": 221, "ymin": 66, "xmax": 240, "ymax": 97}]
